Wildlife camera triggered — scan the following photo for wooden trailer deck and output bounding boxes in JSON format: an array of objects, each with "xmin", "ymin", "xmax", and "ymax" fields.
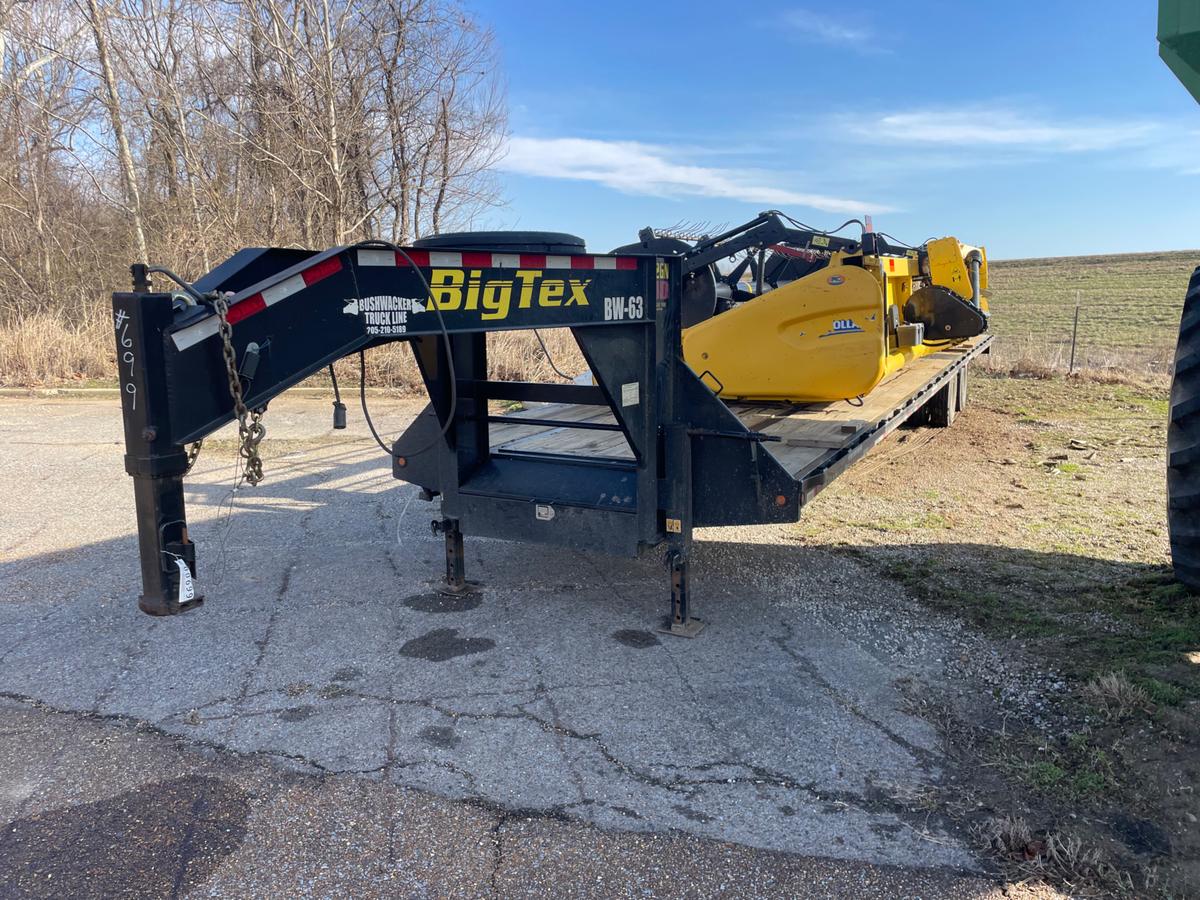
[{"xmin": 489, "ymin": 335, "xmax": 992, "ymax": 503}]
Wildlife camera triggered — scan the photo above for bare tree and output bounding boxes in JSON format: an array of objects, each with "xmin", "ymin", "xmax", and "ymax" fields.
[
  {"xmin": 0, "ymin": 0, "xmax": 506, "ymax": 383},
  {"xmin": 81, "ymin": 0, "xmax": 148, "ymax": 263}
]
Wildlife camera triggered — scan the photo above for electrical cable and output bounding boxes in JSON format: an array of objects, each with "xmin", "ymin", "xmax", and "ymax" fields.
[
  {"xmin": 329, "ymin": 364, "xmax": 341, "ymax": 401},
  {"xmin": 766, "ymin": 210, "xmax": 865, "ymax": 237},
  {"xmin": 346, "ymin": 240, "xmax": 457, "ymax": 460},
  {"xmin": 877, "ymin": 231, "xmax": 917, "ymax": 250},
  {"xmin": 534, "ymin": 329, "xmax": 574, "ymax": 380}
]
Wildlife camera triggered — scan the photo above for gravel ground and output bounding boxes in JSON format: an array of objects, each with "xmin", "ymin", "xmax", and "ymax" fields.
[{"xmin": 0, "ymin": 396, "xmax": 1062, "ymax": 897}]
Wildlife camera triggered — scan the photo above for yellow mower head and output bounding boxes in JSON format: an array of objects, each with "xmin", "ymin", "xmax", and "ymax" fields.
[{"xmin": 679, "ymin": 225, "xmax": 988, "ymax": 403}]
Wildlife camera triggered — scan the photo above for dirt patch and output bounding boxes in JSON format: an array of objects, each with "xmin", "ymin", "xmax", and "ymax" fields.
[{"xmin": 793, "ymin": 373, "xmax": 1199, "ymax": 896}]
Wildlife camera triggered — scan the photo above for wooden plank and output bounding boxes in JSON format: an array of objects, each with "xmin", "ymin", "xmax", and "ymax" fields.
[
  {"xmin": 489, "ymin": 335, "xmax": 990, "ymax": 471},
  {"xmin": 758, "ymin": 335, "xmax": 991, "ymax": 478},
  {"xmin": 490, "ymin": 401, "xmax": 633, "ymax": 458}
]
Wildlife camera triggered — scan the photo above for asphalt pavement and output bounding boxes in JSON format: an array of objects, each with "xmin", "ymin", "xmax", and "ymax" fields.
[{"xmin": 0, "ymin": 396, "xmax": 1053, "ymax": 897}]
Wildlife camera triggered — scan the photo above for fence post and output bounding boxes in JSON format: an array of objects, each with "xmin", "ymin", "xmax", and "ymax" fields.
[{"xmin": 1069, "ymin": 290, "xmax": 1081, "ymax": 375}]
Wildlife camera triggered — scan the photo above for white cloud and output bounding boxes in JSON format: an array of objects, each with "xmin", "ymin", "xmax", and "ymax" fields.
[
  {"xmin": 842, "ymin": 107, "xmax": 1161, "ymax": 153},
  {"xmin": 498, "ymin": 135, "xmax": 893, "ymax": 215},
  {"xmin": 779, "ymin": 10, "xmax": 878, "ymax": 50}
]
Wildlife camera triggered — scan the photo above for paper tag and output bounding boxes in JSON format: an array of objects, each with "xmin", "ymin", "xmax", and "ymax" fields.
[
  {"xmin": 621, "ymin": 381, "xmax": 639, "ymax": 407},
  {"xmin": 175, "ymin": 558, "xmax": 195, "ymax": 604}
]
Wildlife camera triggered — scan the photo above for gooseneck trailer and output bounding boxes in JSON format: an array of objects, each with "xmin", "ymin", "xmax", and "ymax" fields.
[{"xmin": 114, "ymin": 215, "xmax": 990, "ymax": 634}]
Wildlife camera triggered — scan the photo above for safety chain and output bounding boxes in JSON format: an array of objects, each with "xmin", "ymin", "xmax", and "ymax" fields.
[
  {"xmin": 213, "ymin": 294, "xmax": 266, "ymax": 486},
  {"xmin": 183, "ymin": 439, "xmax": 203, "ymax": 474}
]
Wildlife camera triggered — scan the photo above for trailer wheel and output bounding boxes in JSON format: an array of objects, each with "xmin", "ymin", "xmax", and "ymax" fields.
[{"xmin": 1167, "ymin": 266, "xmax": 1200, "ymax": 591}]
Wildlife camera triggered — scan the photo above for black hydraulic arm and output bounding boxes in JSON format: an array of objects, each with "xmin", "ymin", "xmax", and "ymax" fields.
[{"xmin": 678, "ymin": 212, "xmax": 864, "ymax": 274}]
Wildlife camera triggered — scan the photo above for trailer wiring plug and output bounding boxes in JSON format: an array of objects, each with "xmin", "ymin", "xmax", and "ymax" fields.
[{"xmin": 328, "ymin": 364, "xmax": 347, "ymax": 430}]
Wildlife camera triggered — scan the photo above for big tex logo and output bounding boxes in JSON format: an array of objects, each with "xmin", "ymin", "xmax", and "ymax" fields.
[{"xmin": 427, "ymin": 269, "xmax": 591, "ymax": 320}]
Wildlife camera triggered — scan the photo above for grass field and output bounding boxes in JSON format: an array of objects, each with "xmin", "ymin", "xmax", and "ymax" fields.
[{"xmin": 985, "ymin": 249, "xmax": 1199, "ymax": 376}]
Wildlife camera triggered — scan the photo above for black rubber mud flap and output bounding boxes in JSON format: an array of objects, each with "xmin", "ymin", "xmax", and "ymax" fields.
[{"xmin": 1168, "ymin": 265, "xmax": 1200, "ymax": 591}]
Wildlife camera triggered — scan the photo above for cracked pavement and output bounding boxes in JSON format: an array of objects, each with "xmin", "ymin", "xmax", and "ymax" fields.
[{"xmin": 0, "ymin": 396, "xmax": 1049, "ymax": 896}]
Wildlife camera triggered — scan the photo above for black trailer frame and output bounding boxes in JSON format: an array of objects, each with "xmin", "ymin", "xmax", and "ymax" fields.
[{"xmin": 113, "ymin": 226, "xmax": 988, "ymax": 635}]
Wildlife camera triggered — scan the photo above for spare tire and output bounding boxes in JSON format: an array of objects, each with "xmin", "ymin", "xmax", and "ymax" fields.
[
  {"xmin": 1168, "ymin": 265, "xmax": 1200, "ymax": 590},
  {"xmin": 414, "ymin": 230, "xmax": 585, "ymax": 256}
]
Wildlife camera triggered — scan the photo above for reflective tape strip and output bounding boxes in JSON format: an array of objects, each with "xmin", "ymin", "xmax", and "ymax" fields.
[
  {"xmin": 262, "ymin": 273, "xmax": 305, "ymax": 306},
  {"xmin": 170, "ymin": 255, "xmax": 342, "ymax": 351},
  {"xmin": 357, "ymin": 249, "xmax": 394, "ymax": 266},
  {"xmin": 172, "ymin": 315, "xmax": 220, "ymax": 351},
  {"xmin": 355, "ymin": 249, "xmax": 637, "ymax": 271},
  {"xmin": 225, "ymin": 293, "xmax": 266, "ymax": 324},
  {"xmin": 170, "ymin": 249, "xmax": 639, "ymax": 351}
]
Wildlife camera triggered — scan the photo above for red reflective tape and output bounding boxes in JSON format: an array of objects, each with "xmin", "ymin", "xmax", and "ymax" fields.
[
  {"xmin": 302, "ymin": 254, "xmax": 343, "ymax": 285},
  {"xmin": 226, "ymin": 294, "xmax": 265, "ymax": 325},
  {"xmin": 519, "ymin": 254, "xmax": 546, "ymax": 268},
  {"xmin": 570, "ymin": 255, "xmax": 594, "ymax": 269},
  {"xmin": 888, "ymin": 258, "xmax": 895, "ymax": 271},
  {"xmin": 616, "ymin": 257, "xmax": 637, "ymax": 270},
  {"xmin": 461, "ymin": 251, "xmax": 492, "ymax": 268},
  {"xmin": 395, "ymin": 249, "xmax": 430, "ymax": 267}
]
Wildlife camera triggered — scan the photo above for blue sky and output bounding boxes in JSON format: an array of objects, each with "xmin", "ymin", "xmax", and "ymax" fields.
[{"xmin": 470, "ymin": 1, "xmax": 1200, "ymax": 260}]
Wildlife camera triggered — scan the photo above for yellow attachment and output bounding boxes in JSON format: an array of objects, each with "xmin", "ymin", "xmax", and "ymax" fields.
[
  {"xmin": 926, "ymin": 237, "xmax": 988, "ymax": 302},
  {"xmin": 682, "ymin": 261, "xmax": 889, "ymax": 402},
  {"xmin": 682, "ymin": 236, "xmax": 987, "ymax": 403}
]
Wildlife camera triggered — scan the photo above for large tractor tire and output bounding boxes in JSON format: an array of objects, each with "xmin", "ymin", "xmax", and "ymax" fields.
[{"xmin": 1168, "ymin": 266, "xmax": 1200, "ymax": 590}]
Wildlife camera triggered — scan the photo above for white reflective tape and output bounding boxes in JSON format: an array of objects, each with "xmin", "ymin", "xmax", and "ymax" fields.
[
  {"xmin": 429, "ymin": 251, "xmax": 462, "ymax": 267},
  {"xmin": 593, "ymin": 256, "xmax": 617, "ymax": 270},
  {"xmin": 545, "ymin": 255, "xmax": 571, "ymax": 268},
  {"xmin": 171, "ymin": 316, "xmax": 219, "ymax": 351},
  {"xmin": 357, "ymin": 249, "xmax": 395, "ymax": 266},
  {"xmin": 262, "ymin": 274, "xmax": 305, "ymax": 306},
  {"xmin": 492, "ymin": 253, "xmax": 521, "ymax": 268}
]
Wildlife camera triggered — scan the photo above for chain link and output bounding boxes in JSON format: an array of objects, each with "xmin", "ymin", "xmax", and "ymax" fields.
[
  {"xmin": 213, "ymin": 294, "xmax": 266, "ymax": 486},
  {"xmin": 184, "ymin": 439, "xmax": 203, "ymax": 474}
]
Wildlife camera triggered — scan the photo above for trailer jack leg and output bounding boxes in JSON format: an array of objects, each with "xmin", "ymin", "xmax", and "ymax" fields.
[
  {"xmin": 432, "ymin": 517, "xmax": 476, "ymax": 594},
  {"xmin": 660, "ymin": 549, "xmax": 705, "ymax": 638},
  {"xmin": 132, "ymin": 473, "xmax": 203, "ymax": 615}
]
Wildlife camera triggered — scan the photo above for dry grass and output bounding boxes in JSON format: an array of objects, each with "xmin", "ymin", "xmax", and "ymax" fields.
[
  {"xmin": 321, "ymin": 326, "xmax": 587, "ymax": 392},
  {"xmin": 0, "ymin": 314, "xmax": 114, "ymax": 385},
  {"xmin": 973, "ymin": 815, "xmax": 1135, "ymax": 895},
  {"xmin": 1080, "ymin": 672, "xmax": 1152, "ymax": 720},
  {"xmin": 0, "ymin": 312, "xmax": 591, "ymax": 391}
]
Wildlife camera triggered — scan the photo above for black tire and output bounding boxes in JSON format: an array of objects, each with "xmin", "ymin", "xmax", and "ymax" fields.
[
  {"xmin": 1168, "ymin": 266, "xmax": 1200, "ymax": 590},
  {"xmin": 414, "ymin": 230, "xmax": 585, "ymax": 255}
]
